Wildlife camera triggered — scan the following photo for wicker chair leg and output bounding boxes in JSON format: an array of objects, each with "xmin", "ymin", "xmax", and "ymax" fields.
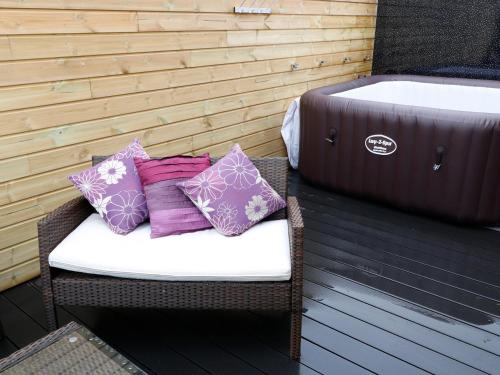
[
  {"xmin": 42, "ymin": 291, "xmax": 58, "ymax": 331},
  {"xmin": 290, "ymin": 310, "xmax": 302, "ymax": 360}
]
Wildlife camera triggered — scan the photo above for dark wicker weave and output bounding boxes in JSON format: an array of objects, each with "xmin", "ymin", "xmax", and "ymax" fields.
[
  {"xmin": 39, "ymin": 157, "xmax": 304, "ymax": 360},
  {"xmin": 0, "ymin": 321, "xmax": 146, "ymax": 374}
]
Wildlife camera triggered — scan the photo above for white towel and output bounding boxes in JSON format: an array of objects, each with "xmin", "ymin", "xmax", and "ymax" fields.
[{"xmin": 281, "ymin": 97, "xmax": 301, "ymax": 169}]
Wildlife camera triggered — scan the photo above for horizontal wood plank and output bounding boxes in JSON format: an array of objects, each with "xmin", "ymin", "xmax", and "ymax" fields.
[
  {"xmin": 0, "ymin": 216, "xmax": 42, "ymax": 250},
  {"xmin": 247, "ymin": 139, "xmax": 286, "ymax": 157},
  {"xmin": 1, "ymin": 30, "xmax": 375, "ymax": 62},
  {"xmin": 0, "ymin": 258, "xmax": 40, "ymax": 291},
  {"xmin": 194, "ymin": 127, "xmax": 282, "ymax": 157},
  {"xmin": 0, "ymin": 188, "xmax": 78, "ymax": 228},
  {"xmin": 0, "ymin": 239, "xmax": 38, "ymax": 272},
  {"xmin": 0, "ymin": 9, "xmax": 138, "ymax": 34},
  {"xmin": 0, "ymin": 80, "xmax": 91, "ymax": 112},
  {"xmin": 137, "ymin": 12, "xmax": 375, "ymax": 32},
  {"xmin": 0, "ymin": 1, "xmax": 377, "ymax": 15},
  {"xmin": 0, "ymin": 10, "xmax": 376, "ymax": 35}
]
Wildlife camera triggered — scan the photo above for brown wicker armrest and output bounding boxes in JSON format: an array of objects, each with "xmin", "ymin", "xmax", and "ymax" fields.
[
  {"xmin": 287, "ymin": 196, "xmax": 304, "ymax": 311},
  {"xmin": 38, "ymin": 196, "xmax": 94, "ymax": 261}
]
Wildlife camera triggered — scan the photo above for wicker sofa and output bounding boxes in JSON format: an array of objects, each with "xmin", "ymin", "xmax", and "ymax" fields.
[{"xmin": 38, "ymin": 157, "xmax": 304, "ymax": 359}]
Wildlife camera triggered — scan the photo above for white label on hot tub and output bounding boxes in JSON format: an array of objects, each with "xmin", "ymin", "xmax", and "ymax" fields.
[{"xmin": 365, "ymin": 135, "xmax": 397, "ymax": 155}]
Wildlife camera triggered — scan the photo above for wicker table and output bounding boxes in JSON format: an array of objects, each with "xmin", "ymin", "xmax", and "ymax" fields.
[{"xmin": 0, "ymin": 321, "xmax": 147, "ymax": 374}]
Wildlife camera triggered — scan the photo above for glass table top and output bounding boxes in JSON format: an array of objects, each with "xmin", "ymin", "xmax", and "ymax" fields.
[{"xmin": 3, "ymin": 325, "xmax": 147, "ymax": 375}]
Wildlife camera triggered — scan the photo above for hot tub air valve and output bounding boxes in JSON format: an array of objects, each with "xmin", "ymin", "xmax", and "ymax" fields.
[
  {"xmin": 325, "ymin": 129, "xmax": 338, "ymax": 145},
  {"xmin": 433, "ymin": 145, "xmax": 446, "ymax": 171}
]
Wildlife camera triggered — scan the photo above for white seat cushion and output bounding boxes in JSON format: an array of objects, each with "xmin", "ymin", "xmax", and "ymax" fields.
[{"xmin": 49, "ymin": 214, "xmax": 291, "ymax": 281}]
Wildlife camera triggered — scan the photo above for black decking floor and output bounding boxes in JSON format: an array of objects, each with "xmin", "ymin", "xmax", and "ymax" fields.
[{"xmin": 1, "ymin": 170, "xmax": 500, "ymax": 374}]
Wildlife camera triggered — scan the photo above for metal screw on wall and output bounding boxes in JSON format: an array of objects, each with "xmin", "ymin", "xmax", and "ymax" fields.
[
  {"xmin": 291, "ymin": 63, "xmax": 300, "ymax": 70},
  {"xmin": 343, "ymin": 57, "xmax": 351, "ymax": 64},
  {"xmin": 318, "ymin": 60, "xmax": 326, "ymax": 67}
]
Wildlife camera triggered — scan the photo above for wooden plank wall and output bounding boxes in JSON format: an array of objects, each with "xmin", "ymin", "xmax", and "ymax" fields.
[{"xmin": 0, "ymin": 0, "xmax": 376, "ymax": 291}]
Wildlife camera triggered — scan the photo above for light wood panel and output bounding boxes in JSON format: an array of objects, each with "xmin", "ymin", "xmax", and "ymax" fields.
[
  {"xmin": 0, "ymin": 1, "xmax": 377, "ymax": 14},
  {"xmin": 0, "ymin": 80, "xmax": 91, "ymax": 112},
  {"xmin": 0, "ymin": 258, "xmax": 39, "ymax": 291},
  {"xmin": 0, "ymin": 10, "xmax": 138, "ymax": 34},
  {"xmin": 0, "ymin": 239, "xmax": 38, "ymax": 272},
  {"xmin": 0, "ymin": 188, "xmax": 78, "ymax": 229},
  {"xmin": 2, "ymin": 29, "xmax": 374, "ymax": 61},
  {"xmin": 137, "ymin": 13, "xmax": 375, "ymax": 32},
  {"xmin": 0, "ymin": 10, "xmax": 376, "ymax": 35},
  {"xmin": 247, "ymin": 139, "xmax": 286, "ymax": 157},
  {"xmin": 0, "ymin": 1, "xmax": 376, "ymax": 291}
]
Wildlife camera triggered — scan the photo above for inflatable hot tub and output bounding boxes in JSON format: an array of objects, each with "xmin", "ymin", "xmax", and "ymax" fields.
[{"xmin": 299, "ymin": 75, "xmax": 500, "ymax": 225}]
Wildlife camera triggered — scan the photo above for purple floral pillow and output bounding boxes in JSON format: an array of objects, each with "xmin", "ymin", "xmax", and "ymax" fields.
[
  {"xmin": 68, "ymin": 139, "xmax": 150, "ymax": 235},
  {"xmin": 177, "ymin": 144, "xmax": 286, "ymax": 236}
]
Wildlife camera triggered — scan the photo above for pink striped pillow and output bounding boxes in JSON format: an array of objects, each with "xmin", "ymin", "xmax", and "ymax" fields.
[{"xmin": 134, "ymin": 155, "xmax": 212, "ymax": 238}]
